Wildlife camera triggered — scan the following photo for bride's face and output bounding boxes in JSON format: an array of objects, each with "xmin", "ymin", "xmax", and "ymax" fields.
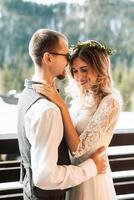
[{"xmin": 71, "ymin": 57, "xmax": 97, "ymax": 90}]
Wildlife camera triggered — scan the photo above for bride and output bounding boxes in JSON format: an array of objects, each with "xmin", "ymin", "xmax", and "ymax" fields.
[{"xmin": 34, "ymin": 40, "xmax": 122, "ymax": 200}]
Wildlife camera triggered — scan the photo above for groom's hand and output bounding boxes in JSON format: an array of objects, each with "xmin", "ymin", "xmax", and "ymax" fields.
[{"xmin": 91, "ymin": 146, "xmax": 107, "ymax": 175}]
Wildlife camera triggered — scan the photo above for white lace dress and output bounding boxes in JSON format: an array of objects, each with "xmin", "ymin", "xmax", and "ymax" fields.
[{"xmin": 67, "ymin": 92, "xmax": 121, "ymax": 200}]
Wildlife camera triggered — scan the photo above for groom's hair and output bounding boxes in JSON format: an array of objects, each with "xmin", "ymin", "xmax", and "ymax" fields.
[{"xmin": 29, "ymin": 28, "xmax": 67, "ymax": 66}]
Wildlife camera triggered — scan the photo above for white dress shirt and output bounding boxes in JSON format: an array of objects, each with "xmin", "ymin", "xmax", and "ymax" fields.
[{"xmin": 24, "ymin": 76, "xmax": 97, "ymax": 190}]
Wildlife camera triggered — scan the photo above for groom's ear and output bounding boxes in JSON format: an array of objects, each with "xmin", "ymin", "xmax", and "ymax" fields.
[{"xmin": 43, "ymin": 52, "xmax": 53, "ymax": 64}]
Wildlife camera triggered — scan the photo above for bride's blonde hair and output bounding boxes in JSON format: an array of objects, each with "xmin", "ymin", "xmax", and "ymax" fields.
[{"xmin": 66, "ymin": 40, "xmax": 114, "ymax": 100}]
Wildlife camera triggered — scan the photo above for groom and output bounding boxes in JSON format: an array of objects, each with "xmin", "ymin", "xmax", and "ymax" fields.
[{"xmin": 17, "ymin": 28, "xmax": 106, "ymax": 200}]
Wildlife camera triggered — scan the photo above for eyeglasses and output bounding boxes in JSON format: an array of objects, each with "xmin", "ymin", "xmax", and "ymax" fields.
[{"xmin": 49, "ymin": 52, "xmax": 71, "ymax": 62}]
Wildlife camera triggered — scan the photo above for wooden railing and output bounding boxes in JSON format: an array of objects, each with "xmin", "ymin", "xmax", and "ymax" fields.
[
  {"xmin": 0, "ymin": 129, "xmax": 134, "ymax": 200},
  {"xmin": 0, "ymin": 133, "xmax": 22, "ymax": 200},
  {"xmin": 109, "ymin": 129, "xmax": 134, "ymax": 199}
]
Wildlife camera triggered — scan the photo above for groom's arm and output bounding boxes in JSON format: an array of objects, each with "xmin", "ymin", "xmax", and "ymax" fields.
[{"xmin": 25, "ymin": 99, "xmax": 105, "ymax": 190}]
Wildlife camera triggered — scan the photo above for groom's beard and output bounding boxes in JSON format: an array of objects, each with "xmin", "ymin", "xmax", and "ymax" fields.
[
  {"xmin": 57, "ymin": 74, "xmax": 65, "ymax": 80},
  {"xmin": 57, "ymin": 70, "xmax": 66, "ymax": 80},
  {"xmin": 57, "ymin": 64, "xmax": 68, "ymax": 80}
]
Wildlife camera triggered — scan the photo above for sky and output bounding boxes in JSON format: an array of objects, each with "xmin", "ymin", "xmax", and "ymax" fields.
[{"xmin": 23, "ymin": 0, "xmax": 85, "ymax": 5}]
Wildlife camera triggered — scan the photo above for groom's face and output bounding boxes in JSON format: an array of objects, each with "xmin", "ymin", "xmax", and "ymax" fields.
[{"xmin": 49, "ymin": 37, "xmax": 69, "ymax": 80}]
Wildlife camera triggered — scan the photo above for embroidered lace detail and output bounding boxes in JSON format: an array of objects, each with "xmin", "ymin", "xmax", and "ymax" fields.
[{"xmin": 73, "ymin": 93, "xmax": 121, "ymax": 158}]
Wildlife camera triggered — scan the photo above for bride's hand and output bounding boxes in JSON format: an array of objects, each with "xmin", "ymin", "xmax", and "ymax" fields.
[{"xmin": 33, "ymin": 83, "xmax": 65, "ymax": 109}]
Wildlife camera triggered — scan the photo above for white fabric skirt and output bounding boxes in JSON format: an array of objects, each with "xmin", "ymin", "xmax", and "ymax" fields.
[{"xmin": 66, "ymin": 166, "xmax": 116, "ymax": 200}]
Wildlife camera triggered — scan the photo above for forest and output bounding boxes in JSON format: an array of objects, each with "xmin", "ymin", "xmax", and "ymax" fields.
[{"xmin": 0, "ymin": 0, "xmax": 134, "ymax": 111}]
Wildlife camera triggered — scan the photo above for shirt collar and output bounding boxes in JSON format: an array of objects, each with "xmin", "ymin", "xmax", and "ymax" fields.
[{"xmin": 32, "ymin": 75, "xmax": 47, "ymax": 85}]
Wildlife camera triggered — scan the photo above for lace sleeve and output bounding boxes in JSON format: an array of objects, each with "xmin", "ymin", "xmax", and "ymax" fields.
[{"xmin": 73, "ymin": 94, "xmax": 121, "ymax": 158}]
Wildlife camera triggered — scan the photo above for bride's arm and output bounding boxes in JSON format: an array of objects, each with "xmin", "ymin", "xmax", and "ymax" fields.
[
  {"xmin": 33, "ymin": 83, "xmax": 80, "ymax": 154},
  {"xmin": 73, "ymin": 94, "xmax": 121, "ymax": 158},
  {"xmin": 59, "ymin": 103, "xmax": 80, "ymax": 154},
  {"xmin": 33, "ymin": 83, "xmax": 121, "ymax": 158}
]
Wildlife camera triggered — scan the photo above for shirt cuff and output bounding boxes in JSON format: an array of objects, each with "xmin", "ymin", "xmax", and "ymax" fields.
[{"xmin": 78, "ymin": 158, "xmax": 97, "ymax": 179}]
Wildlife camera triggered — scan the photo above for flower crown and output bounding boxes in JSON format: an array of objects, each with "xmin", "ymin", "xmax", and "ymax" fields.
[{"xmin": 72, "ymin": 40, "xmax": 115, "ymax": 55}]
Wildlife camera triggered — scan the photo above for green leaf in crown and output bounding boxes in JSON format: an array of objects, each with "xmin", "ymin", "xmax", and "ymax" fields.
[{"xmin": 71, "ymin": 40, "xmax": 116, "ymax": 55}]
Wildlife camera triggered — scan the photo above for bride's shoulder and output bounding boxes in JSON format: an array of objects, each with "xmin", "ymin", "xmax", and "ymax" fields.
[{"xmin": 101, "ymin": 90, "xmax": 123, "ymax": 109}]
